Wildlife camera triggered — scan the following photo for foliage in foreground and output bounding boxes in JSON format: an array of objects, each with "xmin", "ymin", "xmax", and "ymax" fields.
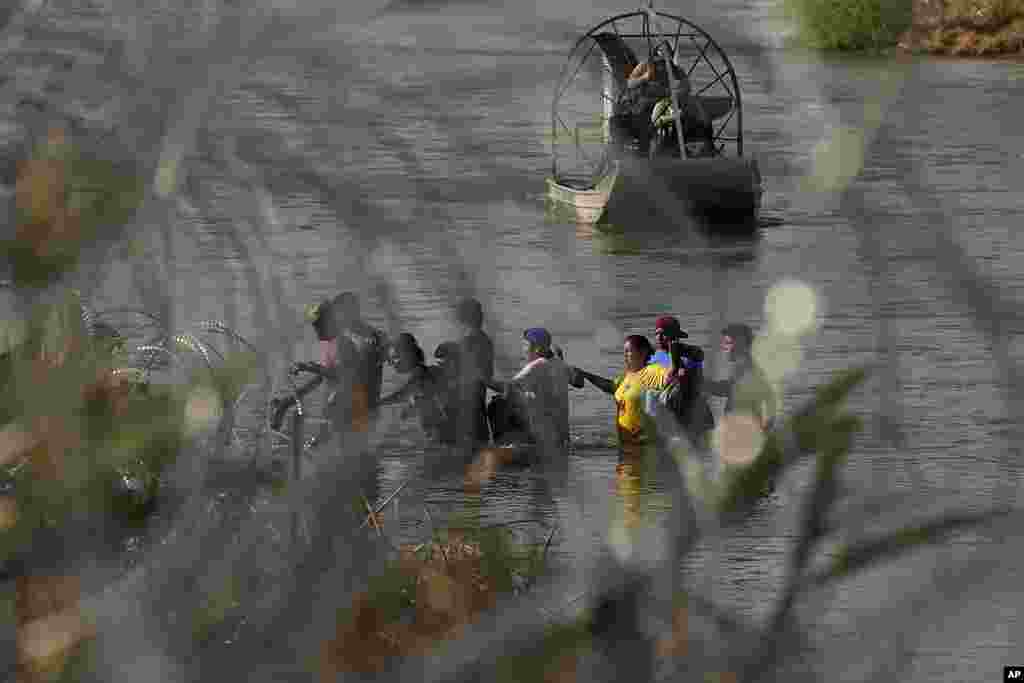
[{"xmin": 319, "ymin": 524, "xmax": 550, "ymax": 677}]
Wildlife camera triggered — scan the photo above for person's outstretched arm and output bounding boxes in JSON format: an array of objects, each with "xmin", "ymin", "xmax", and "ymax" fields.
[{"xmin": 576, "ymin": 369, "xmax": 615, "ymax": 395}]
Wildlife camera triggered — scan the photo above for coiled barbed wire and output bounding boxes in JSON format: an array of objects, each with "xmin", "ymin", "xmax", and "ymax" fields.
[
  {"xmin": 194, "ymin": 319, "xmax": 258, "ymax": 353},
  {"xmin": 171, "ymin": 332, "xmax": 219, "ymax": 370}
]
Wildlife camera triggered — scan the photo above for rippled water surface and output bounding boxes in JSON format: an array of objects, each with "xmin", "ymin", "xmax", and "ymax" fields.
[{"xmin": 6, "ymin": 1, "xmax": 1024, "ymax": 679}]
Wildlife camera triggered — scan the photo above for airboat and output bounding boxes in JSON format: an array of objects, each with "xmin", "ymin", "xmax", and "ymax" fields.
[{"xmin": 546, "ymin": 4, "xmax": 763, "ymax": 228}]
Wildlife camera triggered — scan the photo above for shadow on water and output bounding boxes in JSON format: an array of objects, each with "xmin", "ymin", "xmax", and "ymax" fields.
[{"xmin": 563, "ymin": 213, "xmax": 763, "ymax": 269}]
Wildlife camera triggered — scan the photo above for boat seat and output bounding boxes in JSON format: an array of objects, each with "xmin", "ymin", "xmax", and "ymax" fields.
[{"xmin": 558, "ymin": 176, "xmax": 598, "ymax": 190}]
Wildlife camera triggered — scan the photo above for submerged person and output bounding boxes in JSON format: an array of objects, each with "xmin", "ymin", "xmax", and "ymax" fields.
[
  {"xmin": 486, "ymin": 328, "xmax": 575, "ymax": 451},
  {"xmin": 453, "ymin": 298, "xmax": 494, "ymax": 446},
  {"xmin": 380, "ymin": 333, "xmax": 453, "ymax": 443},
  {"xmin": 574, "ymin": 334, "xmax": 681, "ymax": 450},
  {"xmin": 705, "ymin": 323, "xmax": 777, "ymax": 430}
]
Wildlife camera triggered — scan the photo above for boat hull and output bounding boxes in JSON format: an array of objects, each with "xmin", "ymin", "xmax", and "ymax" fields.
[
  {"xmin": 546, "ymin": 157, "xmax": 762, "ymax": 229},
  {"xmin": 545, "ymin": 168, "xmax": 618, "ymax": 224}
]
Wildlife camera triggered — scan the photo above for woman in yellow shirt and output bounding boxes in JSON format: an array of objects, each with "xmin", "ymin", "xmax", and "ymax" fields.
[{"xmin": 574, "ymin": 334, "xmax": 678, "ymax": 447}]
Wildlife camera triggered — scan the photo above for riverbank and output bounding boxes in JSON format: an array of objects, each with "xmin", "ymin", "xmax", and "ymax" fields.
[{"xmin": 900, "ymin": 0, "xmax": 1024, "ymax": 56}]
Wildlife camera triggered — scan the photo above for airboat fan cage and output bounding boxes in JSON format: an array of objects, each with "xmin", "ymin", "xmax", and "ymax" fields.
[{"xmin": 549, "ymin": 9, "xmax": 745, "ymax": 188}]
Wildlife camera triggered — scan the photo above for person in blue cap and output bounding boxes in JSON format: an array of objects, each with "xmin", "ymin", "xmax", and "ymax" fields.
[{"xmin": 486, "ymin": 328, "xmax": 577, "ymax": 451}]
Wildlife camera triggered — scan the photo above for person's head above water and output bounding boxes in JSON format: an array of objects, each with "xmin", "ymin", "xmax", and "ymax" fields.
[
  {"xmin": 308, "ymin": 300, "xmax": 335, "ymax": 341},
  {"xmin": 721, "ymin": 323, "xmax": 754, "ymax": 359},
  {"xmin": 308, "ymin": 292, "xmax": 360, "ymax": 340},
  {"xmin": 623, "ymin": 334, "xmax": 654, "ymax": 372},
  {"xmin": 522, "ymin": 328, "xmax": 552, "ymax": 361},
  {"xmin": 455, "ymin": 297, "xmax": 484, "ymax": 331},
  {"xmin": 391, "ymin": 332, "xmax": 424, "ymax": 372},
  {"xmin": 653, "ymin": 316, "xmax": 687, "ymax": 350}
]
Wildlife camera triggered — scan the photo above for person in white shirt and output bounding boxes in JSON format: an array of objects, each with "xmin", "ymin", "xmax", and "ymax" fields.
[{"xmin": 486, "ymin": 328, "xmax": 582, "ymax": 450}]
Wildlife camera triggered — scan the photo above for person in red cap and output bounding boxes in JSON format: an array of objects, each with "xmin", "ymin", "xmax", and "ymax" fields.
[{"xmin": 651, "ymin": 316, "xmax": 687, "ymax": 368}]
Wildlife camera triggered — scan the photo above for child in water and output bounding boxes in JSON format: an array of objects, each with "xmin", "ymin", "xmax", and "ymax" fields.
[{"xmin": 380, "ymin": 333, "xmax": 453, "ymax": 444}]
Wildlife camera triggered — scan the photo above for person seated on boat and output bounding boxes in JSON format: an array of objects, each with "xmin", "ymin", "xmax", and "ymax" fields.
[
  {"xmin": 573, "ymin": 334, "xmax": 681, "ymax": 451},
  {"xmin": 486, "ymin": 328, "xmax": 574, "ymax": 451},
  {"xmin": 614, "ymin": 45, "xmax": 712, "ymax": 160},
  {"xmin": 380, "ymin": 333, "xmax": 454, "ymax": 443},
  {"xmin": 453, "ymin": 297, "xmax": 494, "ymax": 447},
  {"xmin": 649, "ymin": 97, "xmax": 716, "ymax": 159},
  {"xmin": 609, "ymin": 61, "xmax": 667, "ymax": 156}
]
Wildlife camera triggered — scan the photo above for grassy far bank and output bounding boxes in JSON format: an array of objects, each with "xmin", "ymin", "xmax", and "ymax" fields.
[{"xmin": 783, "ymin": 0, "xmax": 1024, "ymax": 55}]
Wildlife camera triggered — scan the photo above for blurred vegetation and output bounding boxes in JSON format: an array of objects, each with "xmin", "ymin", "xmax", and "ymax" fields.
[
  {"xmin": 320, "ymin": 522, "xmax": 552, "ymax": 676},
  {"xmin": 8, "ymin": 128, "xmax": 144, "ymax": 288},
  {"xmin": 782, "ymin": 0, "xmax": 913, "ymax": 50},
  {"xmin": 0, "ymin": 13, "xmax": 1016, "ymax": 678},
  {"xmin": 0, "ymin": 128, "xmax": 262, "ymax": 681}
]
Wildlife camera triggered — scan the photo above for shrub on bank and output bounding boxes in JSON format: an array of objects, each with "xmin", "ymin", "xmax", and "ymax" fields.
[{"xmin": 783, "ymin": 0, "xmax": 913, "ymax": 50}]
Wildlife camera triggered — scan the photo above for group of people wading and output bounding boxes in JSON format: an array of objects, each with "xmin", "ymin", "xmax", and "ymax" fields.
[{"xmin": 278, "ymin": 292, "xmax": 777, "ymax": 462}]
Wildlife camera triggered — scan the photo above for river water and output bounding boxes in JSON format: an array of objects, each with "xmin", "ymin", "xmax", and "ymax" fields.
[{"xmin": 5, "ymin": 0, "xmax": 1024, "ymax": 680}]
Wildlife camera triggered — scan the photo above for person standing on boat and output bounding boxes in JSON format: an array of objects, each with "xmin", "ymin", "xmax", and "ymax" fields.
[
  {"xmin": 706, "ymin": 323, "xmax": 777, "ymax": 430},
  {"xmin": 453, "ymin": 297, "xmax": 494, "ymax": 446},
  {"xmin": 486, "ymin": 328, "xmax": 573, "ymax": 451}
]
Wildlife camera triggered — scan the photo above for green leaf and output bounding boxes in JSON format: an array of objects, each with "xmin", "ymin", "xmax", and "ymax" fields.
[
  {"xmin": 716, "ymin": 431, "xmax": 786, "ymax": 517},
  {"xmin": 716, "ymin": 369, "xmax": 866, "ymax": 521},
  {"xmin": 193, "ymin": 576, "xmax": 243, "ymax": 643}
]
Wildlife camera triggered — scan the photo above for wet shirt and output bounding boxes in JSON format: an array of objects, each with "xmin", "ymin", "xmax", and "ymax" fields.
[
  {"xmin": 340, "ymin": 322, "xmax": 388, "ymax": 411},
  {"xmin": 391, "ymin": 365, "xmax": 452, "ymax": 442},
  {"xmin": 459, "ymin": 329, "xmax": 494, "ymax": 385},
  {"xmin": 613, "ymin": 364, "xmax": 672, "ymax": 445},
  {"xmin": 511, "ymin": 356, "xmax": 572, "ymax": 446},
  {"xmin": 320, "ymin": 335, "xmax": 364, "ymax": 432},
  {"xmin": 707, "ymin": 355, "xmax": 777, "ymax": 426},
  {"xmin": 456, "ymin": 329, "xmax": 494, "ymax": 444}
]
